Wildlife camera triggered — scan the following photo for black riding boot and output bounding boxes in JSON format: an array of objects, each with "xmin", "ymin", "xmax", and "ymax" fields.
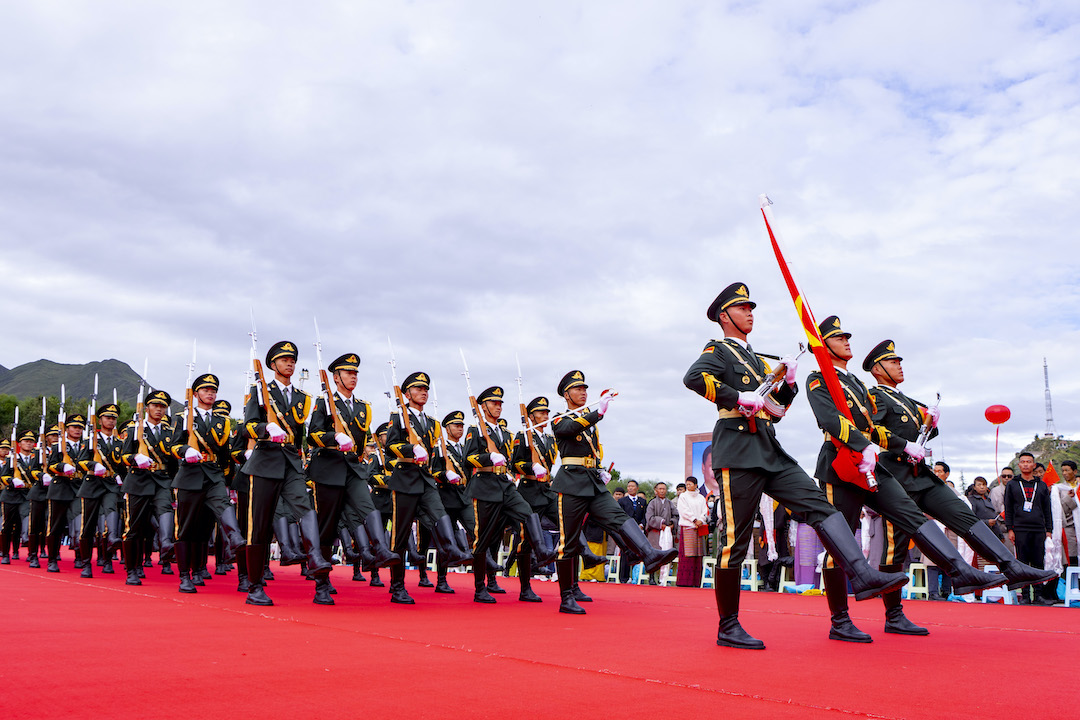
[
  {"xmin": 245, "ymin": 543, "xmax": 273, "ymax": 605},
  {"xmin": 472, "ymin": 550, "xmax": 495, "ymax": 603},
  {"xmin": 912, "ymin": 521, "xmax": 1005, "ymax": 595},
  {"xmin": 432, "ymin": 515, "xmax": 471, "ymax": 567},
  {"xmin": 362, "ymin": 511, "xmax": 400, "ymax": 569},
  {"xmin": 314, "ymin": 575, "xmax": 335, "ymax": 605},
  {"xmin": 156, "ymin": 512, "xmax": 175, "ymax": 563},
  {"xmin": 274, "ymin": 517, "xmax": 303, "ymax": 566},
  {"xmin": 524, "ymin": 513, "xmax": 557, "ymax": 566},
  {"xmin": 822, "ymin": 567, "xmax": 872, "ymax": 642},
  {"xmin": 579, "ymin": 531, "xmax": 605, "ymax": 569},
  {"xmin": 298, "ymin": 510, "xmax": 331, "ymax": 578},
  {"xmin": 556, "ymin": 558, "xmax": 585, "ymax": 614},
  {"xmin": 177, "ymin": 542, "xmax": 197, "ymax": 593},
  {"xmin": 123, "ymin": 539, "xmax": 142, "ymax": 585},
  {"xmin": 389, "ymin": 555, "xmax": 414, "ymax": 604},
  {"xmin": 880, "ymin": 563, "xmax": 928, "ymax": 635},
  {"xmin": 813, "ymin": 512, "xmax": 909, "ymax": 600},
  {"xmin": 614, "ymin": 518, "xmax": 678, "ymax": 574},
  {"xmin": 518, "ymin": 551, "xmax": 541, "ymax": 602},
  {"xmin": 435, "ymin": 555, "xmax": 454, "ymax": 594},
  {"xmin": 714, "ymin": 568, "xmax": 765, "ymax": 649},
  {"xmin": 963, "ymin": 521, "xmax": 1059, "ymax": 590}
]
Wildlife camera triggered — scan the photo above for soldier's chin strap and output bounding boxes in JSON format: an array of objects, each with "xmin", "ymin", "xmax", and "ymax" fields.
[
  {"xmin": 719, "ymin": 310, "xmax": 752, "ymax": 338},
  {"xmin": 874, "ymin": 361, "xmax": 901, "ymax": 387}
]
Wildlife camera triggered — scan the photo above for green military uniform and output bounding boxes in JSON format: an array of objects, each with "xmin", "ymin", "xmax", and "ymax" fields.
[
  {"xmin": 684, "ymin": 283, "xmax": 908, "ymax": 649},
  {"xmin": 26, "ymin": 428, "xmax": 58, "ymax": 567},
  {"xmin": 1, "ymin": 433, "xmax": 41, "ymax": 563},
  {"xmin": 45, "ymin": 415, "xmax": 93, "ymax": 572},
  {"xmin": 75, "ymin": 405, "xmax": 124, "ymax": 577},
  {"xmin": 431, "ymin": 410, "xmax": 476, "ymax": 593}
]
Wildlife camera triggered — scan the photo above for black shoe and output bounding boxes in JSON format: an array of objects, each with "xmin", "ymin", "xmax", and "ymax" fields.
[
  {"xmin": 143, "ymin": 558, "xmax": 153, "ymax": 567},
  {"xmin": 435, "ymin": 576, "xmax": 455, "ymax": 594},
  {"xmin": 28, "ymin": 556, "xmax": 40, "ymax": 569},
  {"xmin": 246, "ymin": 585, "xmax": 274, "ymax": 606},
  {"xmin": 390, "ymin": 586, "xmax": 415, "ymax": 604},
  {"xmin": 179, "ymin": 574, "xmax": 198, "ymax": 593},
  {"xmin": 80, "ymin": 565, "xmax": 93, "ymax": 579},
  {"xmin": 884, "ymin": 607, "xmax": 929, "ymax": 635},
  {"xmin": 47, "ymin": 561, "xmax": 59, "ymax": 573},
  {"xmin": 928, "ymin": 593, "xmax": 944, "ymax": 602},
  {"xmin": 352, "ymin": 566, "xmax": 366, "ymax": 582},
  {"xmin": 1, "ymin": 555, "xmax": 10, "ymax": 565},
  {"xmin": 963, "ymin": 522, "xmax": 1060, "ymax": 591},
  {"xmin": 101, "ymin": 559, "xmax": 115, "ymax": 574},
  {"xmin": 486, "ymin": 577, "xmax": 506, "ymax": 594},
  {"xmin": 137, "ymin": 566, "xmax": 146, "ymax": 579},
  {"xmin": 237, "ymin": 574, "xmax": 251, "ymax": 593},
  {"xmin": 519, "ymin": 586, "xmax": 542, "ymax": 602},
  {"xmin": 313, "ymin": 578, "xmax": 335, "ymax": 605},
  {"xmin": 73, "ymin": 558, "xmax": 87, "ymax": 569},
  {"xmin": 572, "ymin": 584, "xmax": 592, "ymax": 602},
  {"xmin": 160, "ymin": 563, "xmax": 174, "ymax": 576},
  {"xmin": 912, "ymin": 521, "xmax": 1005, "ymax": 595},
  {"xmin": 559, "ymin": 590, "xmax": 586, "ymax": 614},
  {"xmin": 191, "ymin": 572, "xmax": 205, "ymax": 587},
  {"xmin": 717, "ymin": 616, "xmax": 766, "ymax": 649},
  {"xmin": 215, "ymin": 565, "xmax": 228, "ymax": 575},
  {"xmin": 474, "ymin": 587, "xmax": 497, "ymax": 604},
  {"xmin": 418, "ymin": 574, "xmax": 434, "ymax": 588},
  {"xmin": 125, "ymin": 570, "xmax": 142, "ymax": 586},
  {"xmin": 328, "ymin": 579, "xmax": 338, "ymax": 595},
  {"xmin": 369, "ymin": 571, "xmax": 385, "ymax": 588},
  {"xmin": 829, "ymin": 611, "xmax": 872, "ymax": 643}
]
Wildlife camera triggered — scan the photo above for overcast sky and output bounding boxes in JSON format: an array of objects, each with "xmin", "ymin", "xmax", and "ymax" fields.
[{"xmin": 2, "ymin": 1, "xmax": 1079, "ymax": 485}]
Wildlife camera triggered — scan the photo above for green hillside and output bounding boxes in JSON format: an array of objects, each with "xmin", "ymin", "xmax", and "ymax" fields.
[{"xmin": 0, "ymin": 359, "xmax": 143, "ymax": 404}]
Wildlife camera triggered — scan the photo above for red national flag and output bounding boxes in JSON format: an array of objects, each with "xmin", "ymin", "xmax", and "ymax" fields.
[{"xmin": 1042, "ymin": 461, "xmax": 1061, "ymax": 488}]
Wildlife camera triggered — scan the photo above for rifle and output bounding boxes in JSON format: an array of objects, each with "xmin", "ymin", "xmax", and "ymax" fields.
[
  {"xmin": 314, "ymin": 317, "xmax": 355, "ymax": 449},
  {"xmin": 759, "ymin": 194, "xmax": 876, "ymax": 491},
  {"xmin": 37, "ymin": 397, "xmax": 46, "ymax": 470},
  {"xmin": 910, "ymin": 392, "xmax": 940, "ymax": 473},
  {"xmin": 6, "ymin": 406, "xmax": 19, "ymax": 487},
  {"xmin": 58, "ymin": 384, "xmax": 74, "ymax": 471},
  {"xmin": 430, "ymin": 385, "xmax": 460, "ymax": 485},
  {"xmin": 521, "ymin": 393, "xmax": 619, "ymax": 434},
  {"xmin": 459, "ymin": 349, "xmax": 498, "ymax": 455},
  {"xmin": 184, "ymin": 339, "xmax": 208, "ymax": 462},
  {"xmin": 134, "ymin": 359, "xmax": 159, "ymax": 472},
  {"xmin": 250, "ymin": 309, "xmax": 294, "ymax": 444},
  {"xmin": 739, "ymin": 344, "xmax": 807, "ymax": 420},
  {"xmin": 88, "ymin": 373, "xmax": 103, "ymax": 465},
  {"xmin": 387, "ymin": 338, "xmax": 422, "ymax": 448},
  {"xmin": 514, "ymin": 355, "xmax": 544, "ymax": 471}
]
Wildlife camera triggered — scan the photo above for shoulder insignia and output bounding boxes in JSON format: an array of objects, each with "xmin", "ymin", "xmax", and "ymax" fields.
[
  {"xmin": 702, "ymin": 345, "xmax": 715, "ymax": 353},
  {"xmin": 808, "ymin": 379, "xmax": 821, "ymax": 392}
]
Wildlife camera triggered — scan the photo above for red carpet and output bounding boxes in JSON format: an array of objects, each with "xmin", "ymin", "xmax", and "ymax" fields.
[{"xmin": 4, "ymin": 552, "xmax": 1076, "ymax": 719}]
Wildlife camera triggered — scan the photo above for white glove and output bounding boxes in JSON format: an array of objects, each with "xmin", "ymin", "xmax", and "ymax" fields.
[
  {"xmin": 12, "ymin": 478, "xmax": 25, "ymax": 488},
  {"xmin": 445, "ymin": 470, "xmax": 461, "ymax": 484},
  {"xmin": 779, "ymin": 354, "xmax": 799, "ymax": 385},
  {"xmin": 490, "ymin": 452, "xmax": 506, "ymax": 467},
  {"xmin": 413, "ymin": 444, "xmax": 429, "ymax": 463},
  {"xmin": 737, "ymin": 391, "xmax": 765, "ymax": 413},
  {"xmin": 598, "ymin": 390, "xmax": 616, "ymax": 416},
  {"xmin": 244, "ymin": 449, "xmax": 253, "ymax": 460},
  {"xmin": 266, "ymin": 422, "xmax": 286, "ymax": 443},
  {"xmin": 858, "ymin": 446, "xmax": 878, "ymax": 474},
  {"xmin": 62, "ymin": 463, "xmax": 75, "ymax": 475},
  {"xmin": 335, "ymin": 433, "xmax": 354, "ymax": 453},
  {"xmin": 927, "ymin": 406, "xmax": 941, "ymax": 428},
  {"xmin": 134, "ymin": 454, "xmax": 152, "ymax": 469},
  {"xmin": 904, "ymin": 441, "xmax": 927, "ymax": 462},
  {"xmin": 532, "ymin": 462, "xmax": 548, "ymax": 479},
  {"xmin": 42, "ymin": 474, "xmax": 52, "ymax": 486},
  {"xmin": 115, "ymin": 476, "xmax": 123, "ymax": 485},
  {"xmin": 599, "ymin": 469, "xmax": 612, "ymax": 484},
  {"xmin": 93, "ymin": 463, "xmax": 107, "ymax": 476},
  {"xmin": 184, "ymin": 447, "xmax": 202, "ymax": 464}
]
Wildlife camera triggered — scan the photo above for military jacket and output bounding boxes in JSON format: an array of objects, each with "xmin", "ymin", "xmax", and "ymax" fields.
[
  {"xmin": 386, "ymin": 407, "xmax": 440, "ymax": 494},
  {"xmin": 683, "ymin": 338, "xmax": 798, "ymax": 473},
  {"xmin": 168, "ymin": 409, "xmax": 233, "ymax": 490},
  {"xmin": 433, "ymin": 440, "xmax": 468, "ymax": 510},
  {"xmin": 1, "ymin": 452, "xmax": 41, "ymax": 503},
  {"xmin": 120, "ymin": 420, "xmax": 176, "ymax": 496},
  {"xmin": 806, "ymin": 369, "xmax": 902, "ymax": 484},
  {"xmin": 46, "ymin": 440, "xmax": 92, "ymax": 502},
  {"xmin": 464, "ymin": 421, "xmax": 514, "ymax": 503},
  {"xmin": 549, "ymin": 409, "xmax": 608, "ymax": 498},
  {"xmin": 513, "ymin": 429, "xmax": 557, "ymax": 508},
  {"xmin": 307, "ymin": 393, "xmax": 372, "ymax": 487},
  {"xmin": 242, "ymin": 383, "xmax": 311, "ymax": 480},
  {"xmin": 77, "ymin": 432, "xmax": 124, "ymax": 499},
  {"xmin": 868, "ymin": 384, "xmax": 940, "ymax": 493}
]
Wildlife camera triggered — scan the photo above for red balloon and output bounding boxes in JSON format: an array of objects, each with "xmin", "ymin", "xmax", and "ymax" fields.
[{"xmin": 985, "ymin": 405, "xmax": 1011, "ymax": 425}]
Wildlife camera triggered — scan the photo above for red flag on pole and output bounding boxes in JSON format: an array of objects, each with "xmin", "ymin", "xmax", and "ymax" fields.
[{"xmin": 1042, "ymin": 461, "xmax": 1061, "ymax": 489}]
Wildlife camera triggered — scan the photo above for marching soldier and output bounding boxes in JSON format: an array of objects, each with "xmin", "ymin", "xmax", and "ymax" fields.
[
  {"xmin": 26, "ymin": 426, "xmax": 57, "ymax": 568},
  {"xmin": 1, "ymin": 432, "xmax": 40, "ymax": 563},
  {"xmin": 862, "ymin": 339, "xmax": 1057, "ymax": 613},
  {"xmin": 120, "ymin": 390, "xmax": 176, "ymax": 584},
  {"xmin": 46, "ymin": 413, "xmax": 99, "ymax": 572},
  {"xmin": 464, "ymin": 386, "xmax": 557, "ymax": 604},
  {"xmin": 683, "ymin": 283, "xmax": 909, "ymax": 649},
  {"xmin": 241, "ymin": 340, "xmax": 330, "ymax": 606},
  {"xmin": 307, "ymin": 353, "xmax": 399, "ymax": 605},
  {"xmin": 385, "ymin": 371, "xmax": 472, "ymax": 604},
  {"xmin": 806, "ymin": 317, "xmax": 1005, "ymax": 643},
  {"xmin": 432, "ymin": 410, "xmax": 475, "ymax": 594},
  {"xmin": 362, "ymin": 422, "xmax": 393, "ymax": 588},
  {"xmin": 166, "ymin": 374, "xmax": 247, "ymax": 593},
  {"xmin": 512, "ymin": 396, "xmax": 605, "ymax": 603},
  {"xmin": 551, "ymin": 371, "xmax": 677, "ymax": 614},
  {"xmin": 75, "ymin": 404, "xmax": 124, "ymax": 577}
]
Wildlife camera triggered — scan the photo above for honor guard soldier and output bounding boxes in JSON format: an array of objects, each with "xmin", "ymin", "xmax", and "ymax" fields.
[
  {"xmin": 226, "ymin": 400, "xmax": 260, "ymax": 592},
  {"xmin": 76, "ymin": 404, "xmax": 124, "ymax": 577},
  {"xmin": 683, "ymin": 284, "xmax": 909, "ymax": 649},
  {"xmin": 432, "ymin": 410, "xmax": 475, "ymax": 594},
  {"xmin": 362, "ymin": 422, "xmax": 393, "ymax": 588},
  {"xmin": 120, "ymin": 390, "xmax": 176, "ymax": 584},
  {"xmin": 1, "ymin": 432, "xmax": 41, "ymax": 563},
  {"xmin": 862, "ymin": 340, "xmax": 1056, "ymax": 609},
  {"xmin": 166, "ymin": 374, "xmax": 247, "ymax": 593},
  {"xmin": 512, "ymin": 396, "xmax": 605, "ymax": 602},
  {"xmin": 551, "ymin": 371, "xmax": 677, "ymax": 614},
  {"xmin": 45, "ymin": 414, "xmax": 96, "ymax": 572},
  {"xmin": 307, "ymin": 353, "xmax": 399, "ymax": 605},
  {"xmin": 26, "ymin": 426, "xmax": 57, "ymax": 568},
  {"xmin": 806, "ymin": 317, "xmax": 1005, "ymax": 643},
  {"xmin": 385, "ymin": 371, "xmax": 472, "ymax": 604},
  {"xmin": 464, "ymin": 386, "xmax": 557, "ymax": 604},
  {"xmin": 242, "ymin": 340, "xmax": 331, "ymax": 606}
]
